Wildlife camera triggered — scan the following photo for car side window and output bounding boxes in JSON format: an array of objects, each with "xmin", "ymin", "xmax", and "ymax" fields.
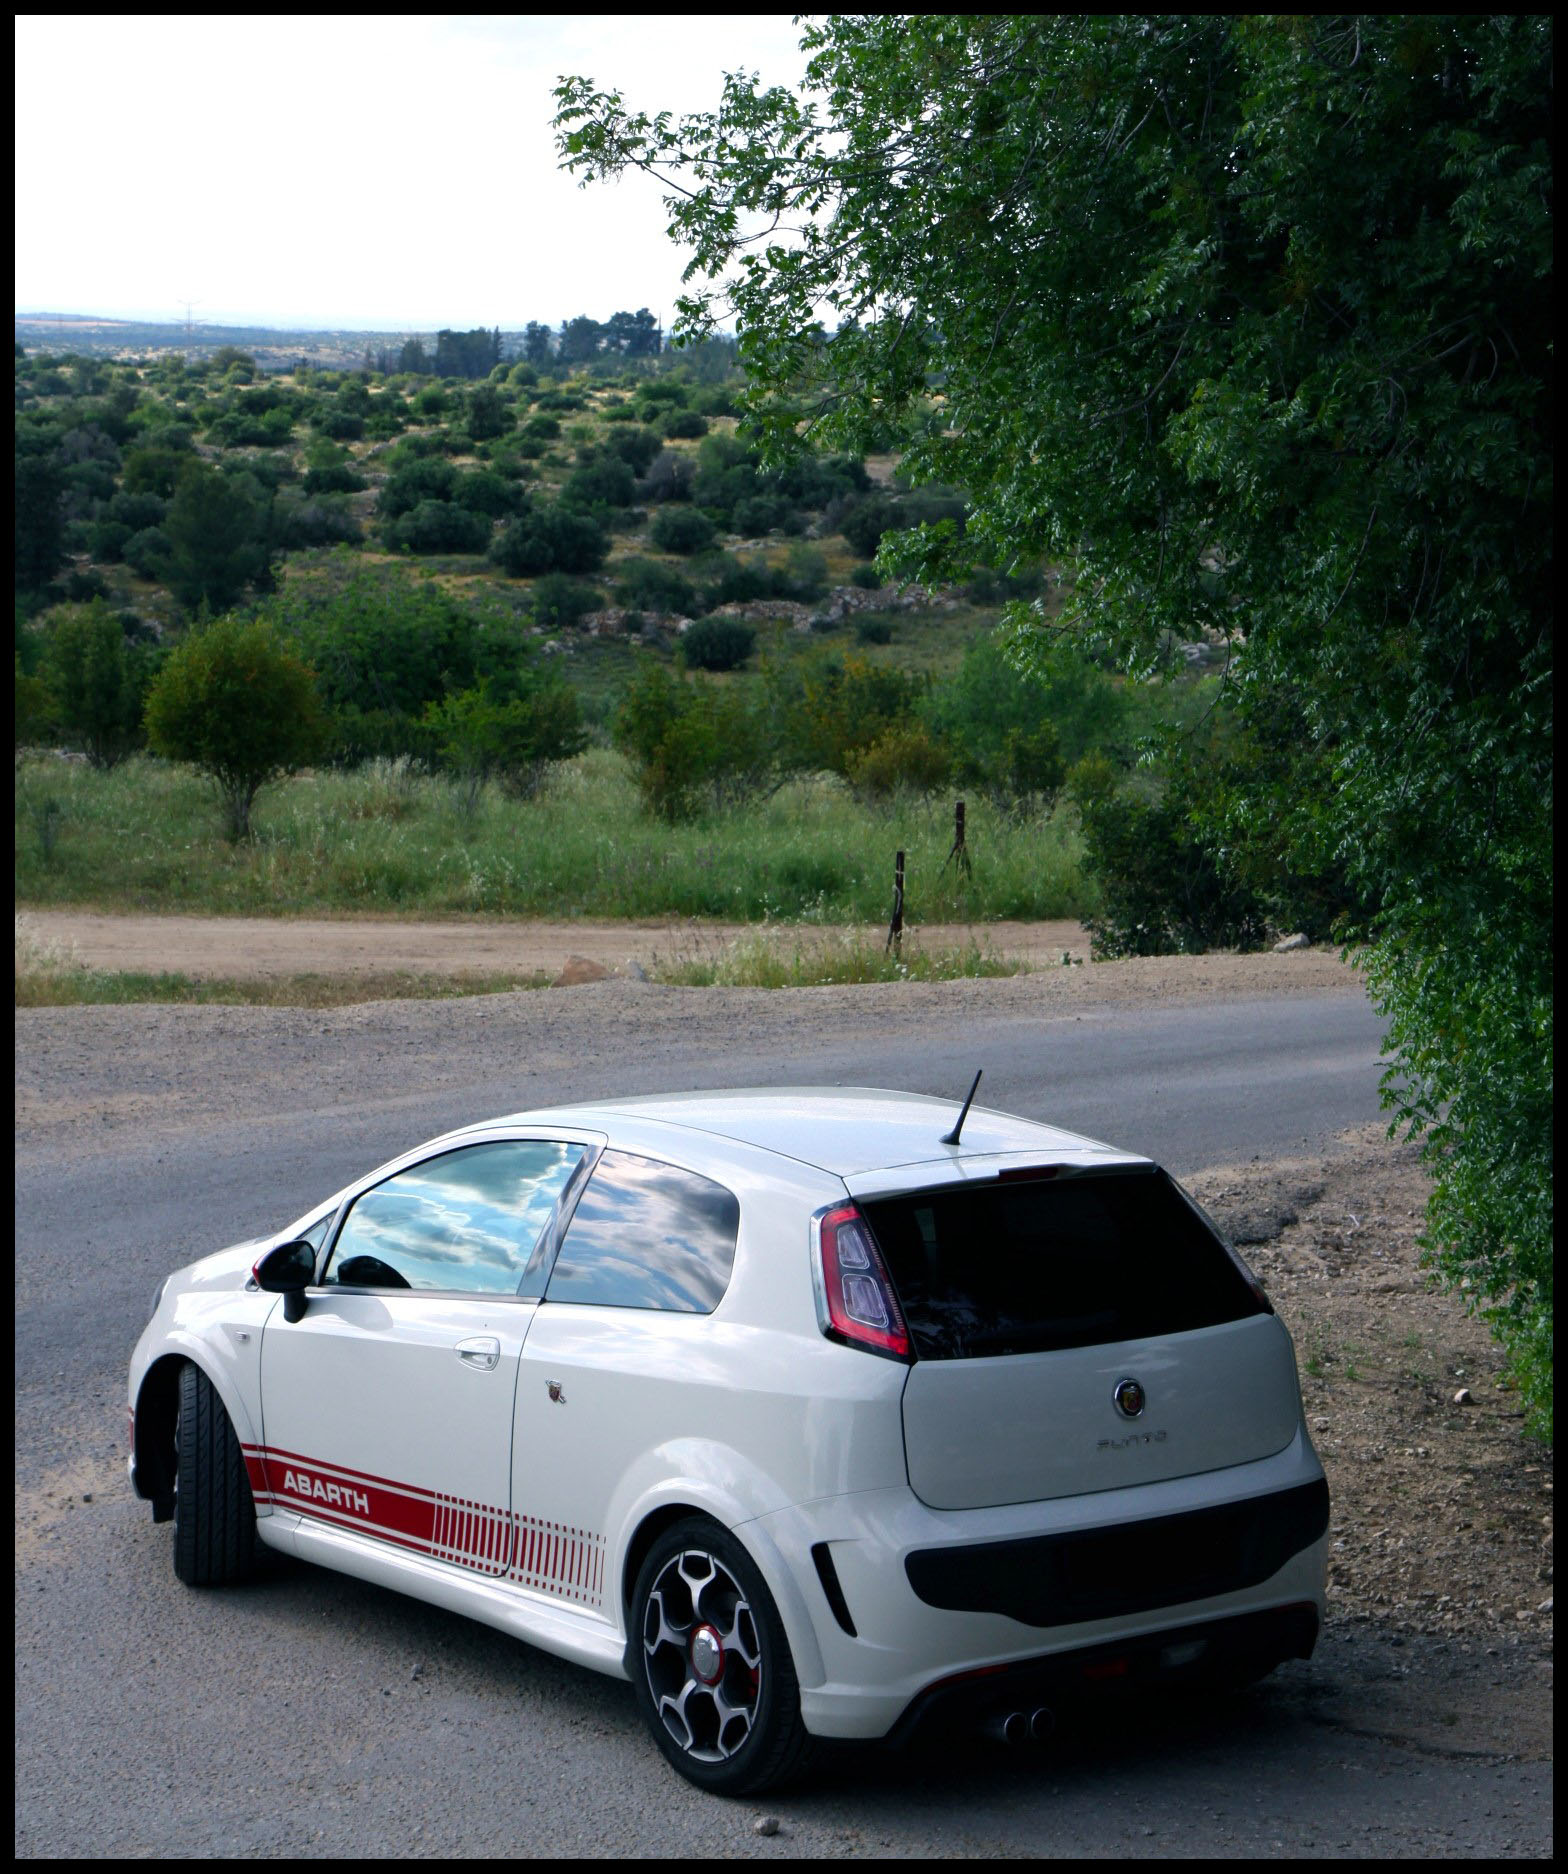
[
  {"xmin": 324, "ymin": 1140, "xmax": 588, "ymax": 1297},
  {"xmin": 546, "ymin": 1149, "xmax": 740, "ymax": 1314}
]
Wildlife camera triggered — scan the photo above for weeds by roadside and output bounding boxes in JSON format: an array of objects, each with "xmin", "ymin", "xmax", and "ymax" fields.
[{"xmin": 14, "ymin": 747, "xmax": 1092, "ymax": 923}]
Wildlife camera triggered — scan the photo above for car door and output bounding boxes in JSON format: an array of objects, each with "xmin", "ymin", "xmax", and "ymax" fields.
[
  {"xmin": 258, "ymin": 1135, "xmax": 592, "ymax": 1578},
  {"xmin": 511, "ymin": 1148, "xmax": 742, "ymax": 1611}
]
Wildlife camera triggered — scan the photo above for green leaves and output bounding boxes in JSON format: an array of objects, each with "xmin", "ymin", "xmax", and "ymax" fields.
[{"xmin": 555, "ymin": 14, "xmax": 1554, "ymax": 1433}]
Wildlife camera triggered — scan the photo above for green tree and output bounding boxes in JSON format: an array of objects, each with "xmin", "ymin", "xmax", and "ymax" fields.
[
  {"xmin": 143, "ymin": 616, "xmax": 325, "ymax": 838},
  {"xmin": 41, "ymin": 599, "xmax": 155, "ymax": 768},
  {"xmin": 14, "ymin": 453, "xmax": 66, "ymax": 592},
  {"xmin": 423, "ymin": 675, "xmax": 587, "ymax": 814},
  {"xmin": 163, "ymin": 462, "xmax": 272, "ymax": 612},
  {"xmin": 557, "ymin": 16, "xmax": 1554, "ymax": 1434}
]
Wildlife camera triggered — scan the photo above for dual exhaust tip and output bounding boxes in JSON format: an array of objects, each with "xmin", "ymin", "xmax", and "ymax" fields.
[{"xmin": 984, "ymin": 1706, "xmax": 1055, "ymax": 1746}]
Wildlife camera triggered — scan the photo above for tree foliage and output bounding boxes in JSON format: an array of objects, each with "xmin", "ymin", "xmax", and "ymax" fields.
[
  {"xmin": 40, "ymin": 599, "xmax": 157, "ymax": 768},
  {"xmin": 557, "ymin": 15, "xmax": 1554, "ymax": 1432},
  {"xmin": 143, "ymin": 616, "xmax": 325, "ymax": 838}
]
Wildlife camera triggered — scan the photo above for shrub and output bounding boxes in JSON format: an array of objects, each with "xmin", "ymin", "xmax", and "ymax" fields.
[
  {"xmin": 854, "ymin": 616, "xmax": 894, "ymax": 645},
  {"xmin": 530, "ymin": 573, "xmax": 603, "ymax": 630},
  {"xmin": 452, "ymin": 469, "xmax": 527, "ymax": 519},
  {"xmin": 272, "ymin": 494, "xmax": 363, "ymax": 549},
  {"xmin": 843, "ymin": 722, "xmax": 952, "ymax": 800},
  {"xmin": 639, "ymin": 449, "xmax": 695, "ymax": 503},
  {"xmin": 123, "ymin": 525, "xmax": 172, "ymax": 581},
  {"xmin": 650, "ymin": 506, "xmax": 717, "ymax": 556},
  {"xmin": 613, "ymin": 557, "xmax": 698, "ymax": 618},
  {"xmin": 384, "ymin": 500, "xmax": 491, "ymax": 555},
  {"xmin": 378, "ymin": 456, "xmax": 458, "ymax": 520},
  {"xmin": 604, "ymin": 424, "xmax": 664, "ymax": 474},
  {"xmin": 143, "ymin": 615, "xmax": 325, "ymax": 838},
  {"xmin": 850, "ymin": 561, "xmax": 883, "ymax": 589},
  {"xmin": 660, "ymin": 408, "xmax": 710, "ymax": 440},
  {"xmin": 681, "ymin": 615, "xmax": 756, "ymax": 672},
  {"xmin": 423, "ymin": 675, "xmax": 587, "ymax": 814},
  {"xmin": 1069, "ymin": 761, "xmax": 1269, "ymax": 957},
  {"xmin": 733, "ymin": 494, "xmax": 787, "ymax": 537},
  {"xmin": 41, "ymin": 599, "xmax": 157, "ymax": 768},
  {"xmin": 561, "ymin": 454, "xmax": 636, "ymax": 512},
  {"xmin": 490, "ymin": 504, "xmax": 609, "ymax": 576}
]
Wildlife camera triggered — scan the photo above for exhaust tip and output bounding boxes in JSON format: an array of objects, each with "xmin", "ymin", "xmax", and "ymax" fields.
[
  {"xmin": 1029, "ymin": 1706, "xmax": 1055, "ymax": 1742},
  {"xmin": 983, "ymin": 1709, "xmax": 1030, "ymax": 1746}
]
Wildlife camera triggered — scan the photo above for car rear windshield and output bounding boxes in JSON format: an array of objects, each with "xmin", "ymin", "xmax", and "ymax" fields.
[{"xmin": 860, "ymin": 1168, "xmax": 1265, "ymax": 1360}]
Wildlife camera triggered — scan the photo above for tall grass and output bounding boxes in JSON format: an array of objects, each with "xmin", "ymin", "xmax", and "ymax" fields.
[{"xmin": 14, "ymin": 749, "xmax": 1095, "ymax": 922}]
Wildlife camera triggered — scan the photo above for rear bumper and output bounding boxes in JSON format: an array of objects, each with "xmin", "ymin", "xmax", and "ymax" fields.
[
  {"xmin": 884, "ymin": 1601, "xmax": 1322, "ymax": 1746},
  {"xmin": 746, "ymin": 1425, "xmax": 1329, "ymax": 1740}
]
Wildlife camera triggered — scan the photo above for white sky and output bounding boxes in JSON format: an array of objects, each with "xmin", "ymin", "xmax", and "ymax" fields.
[{"xmin": 14, "ymin": 13, "xmax": 811, "ymax": 331}]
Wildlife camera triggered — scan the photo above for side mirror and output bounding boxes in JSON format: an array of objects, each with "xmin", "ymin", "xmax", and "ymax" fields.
[{"xmin": 254, "ymin": 1239, "xmax": 317, "ymax": 1323}]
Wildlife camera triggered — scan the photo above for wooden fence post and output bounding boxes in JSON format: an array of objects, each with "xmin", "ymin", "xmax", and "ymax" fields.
[{"xmin": 886, "ymin": 849, "xmax": 905, "ymax": 956}]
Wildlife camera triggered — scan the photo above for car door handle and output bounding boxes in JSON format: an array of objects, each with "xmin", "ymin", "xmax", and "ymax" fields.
[{"xmin": 455, "ymin": 1336, "xmax": 500, "ymax": 1371}]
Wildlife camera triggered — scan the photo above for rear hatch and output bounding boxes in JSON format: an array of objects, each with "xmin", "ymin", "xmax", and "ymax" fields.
[{"xmin": 857, "ymin": 1165, "xmax": 1300, "ymax": 1510}]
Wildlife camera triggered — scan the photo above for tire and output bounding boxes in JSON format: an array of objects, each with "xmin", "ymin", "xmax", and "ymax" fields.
[
  {"xmin": 630, "ymin": 1516, "xmax": 816, "ymax": 1795},
  {"xmin": 173, "ymin": 1361, "xmax": 257, "ymax": 1587}
]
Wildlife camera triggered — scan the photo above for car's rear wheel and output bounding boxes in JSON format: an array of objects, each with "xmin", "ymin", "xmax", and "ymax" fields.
[
  {"xmin": 630, "ymin": 1517, "xmax": 815, "ymax": 1794},
  {"xmin": 173, "ymin": 1361, "xmax": 257, "ymax": 1587}
]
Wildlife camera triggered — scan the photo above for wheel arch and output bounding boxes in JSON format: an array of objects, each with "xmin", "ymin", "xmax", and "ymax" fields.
[
  {"xmin": 618, "ymin": 1495, "xmax": 827, "ymax": 1691},
  {"xmin": 134, "ymin": 1346, "xmax": 261, "ymax": 1518}
]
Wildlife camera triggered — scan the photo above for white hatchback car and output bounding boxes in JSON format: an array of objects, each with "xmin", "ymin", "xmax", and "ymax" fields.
[{"xmin": 128, "ymin": 1087, "xmax": 1329, "ymax": 1793}]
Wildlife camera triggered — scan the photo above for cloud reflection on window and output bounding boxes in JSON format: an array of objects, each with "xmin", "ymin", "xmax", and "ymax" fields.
[
  {"xmin": 328, "ymin": 1141, "xmax": 586, "ymax": 1294},
  {"xmin": 548, "ymin": 1150, "xmax": 740, "ymax": 1314}
]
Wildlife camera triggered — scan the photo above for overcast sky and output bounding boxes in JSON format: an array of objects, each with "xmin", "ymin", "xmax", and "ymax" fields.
[{"xmin": 13, "ymin": 14, "xmax": 811, "ymax": 331}]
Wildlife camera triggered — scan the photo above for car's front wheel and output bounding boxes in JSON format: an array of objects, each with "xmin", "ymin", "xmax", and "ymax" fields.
[
  {"xmin": 630, "ymin": 1517, "xmax": 815, "ymax": 1794},
  {"xmin": 173, "ymin": 1361, "xmax": 257, "ymax": 1587}
]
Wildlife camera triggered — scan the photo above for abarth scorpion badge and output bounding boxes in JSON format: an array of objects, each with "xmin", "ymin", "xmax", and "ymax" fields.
[{"xmin": 1113, "ymin": 1377, "xmax": 1146, "ymax": 1419}]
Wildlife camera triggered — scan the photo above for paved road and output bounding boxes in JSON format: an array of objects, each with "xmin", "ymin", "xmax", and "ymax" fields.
[{"xmin": 14, "ymin": 983, "xmax": 1553, "ymax": 1855}]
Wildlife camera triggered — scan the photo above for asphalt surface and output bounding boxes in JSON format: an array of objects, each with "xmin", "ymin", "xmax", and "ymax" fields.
[{"xmin": 14, "ymin": 982, "xmax": 1554, "ymax": 1856}]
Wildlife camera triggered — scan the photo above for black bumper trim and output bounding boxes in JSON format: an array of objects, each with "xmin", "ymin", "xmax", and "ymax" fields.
[
  {"xmin": 905, "ymin": 1477, "xmax": 1329, "ymax": 1628},
  {"xmin": 887, "ymin": 1601, "xmax": 1322, "ymax": 1746}
]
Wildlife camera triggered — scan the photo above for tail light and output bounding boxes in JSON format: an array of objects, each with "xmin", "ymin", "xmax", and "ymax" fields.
[{"xmin": 812, "ymin": 1202, "xmax": 911, "ymax": 1362}]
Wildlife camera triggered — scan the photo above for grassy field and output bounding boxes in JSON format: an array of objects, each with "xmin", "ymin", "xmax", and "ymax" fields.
[{"xmin": 14, "ymin": 748, "xmax": 1093, "ymax": 924}]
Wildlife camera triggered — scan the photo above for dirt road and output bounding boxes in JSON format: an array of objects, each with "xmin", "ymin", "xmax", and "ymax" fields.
[{"xmin": 18, "ymin": 908, "xmax": 1357, "ymax": 997}]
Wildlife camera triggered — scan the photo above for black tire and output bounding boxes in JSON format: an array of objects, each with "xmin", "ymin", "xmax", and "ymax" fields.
[
  {"xmin": 173, "ymin": 1361, "xmax": 258, "ymax": 1587},
  {"xmin": 630, "ymin": 1516, "xmax": 816, "ymax": 1795}
]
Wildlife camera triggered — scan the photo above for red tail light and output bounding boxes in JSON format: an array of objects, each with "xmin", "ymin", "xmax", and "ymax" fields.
[{"xmin": 812, "ymin": 1202, "xmax": 911, "ymax": 1362}]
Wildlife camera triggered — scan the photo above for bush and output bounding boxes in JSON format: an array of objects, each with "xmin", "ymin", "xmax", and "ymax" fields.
[
  {"xmin": 660, "ymin": 408, "xmax": 710, "ymax": 440},
  {"xmin": 41, "ymin": 599, "xmax": 157, "ymax": 768},
  {"xmin": 604, "ymin": 424, "xmax": 664, "ymax": 474},
  {"xmin": 423, "ymin": 675, "xmax": 587, "ymax": 813},
  {"xmin": 123, "ymin": 525, "xmax": 172, "ymax": 581},
  {"xmin": 530, "ymin": 573, "xmax": 603, "ymax": 630},
  {"xmin": 650, "ymin": 506, "xmax": 718, "ymax": 556},
  {"xmin": 849, "ymin": 562, "xmax": 883, "ymax": 589},
  {"xmin": 561, "ymin": 454, "xmax": 636, "ymax": 512},
  {"xmin": 613, "ymin": 557, "xmax": 698, "ymax": 618},
  {"xmin": 452, "ymin": 469, "xmax": 526, "ymax": 519},
  {"xmin": 681, "ymin": 616, "xmax": 756, "ymax": 672},
  {"xmin": 143, "ymin": 615, "xmax": 325, "ymax": 838},
  {"xmin": 490, "ymin": 504, "xmax": 609, "ymax": 577},
  {"xmin": 639, "ymin": 449, "xmax": 695, "ymax": 503},
  {"xmin": 273, "ymin": 494, "xmax": 363, "ymax": 549},
  {"xmin": 854, "ymin": 616, "xmax": 894, "ymax": 645},
  {"xmin": 843, "ymin": 722, "xmax": 952, "ymax": 800},
  {"xmin": 384, "ymin": 500, "xmax": 491, "ymax": 555},
  {"xmin": 1069, "ymin": 760, "xmax": 1269, "ymax": 957},
  {"xmin": 733, "ymin": 495, "xmax": 788, "ymax": 537},
  {"xmin": 378, "ymin": 457, "xmax": 458, "ymax": 520}
]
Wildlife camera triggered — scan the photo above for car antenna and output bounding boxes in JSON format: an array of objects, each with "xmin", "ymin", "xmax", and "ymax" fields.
[{"xmin": 940, "ymin": 1068, "xmax": 983, "ymax": 1147}]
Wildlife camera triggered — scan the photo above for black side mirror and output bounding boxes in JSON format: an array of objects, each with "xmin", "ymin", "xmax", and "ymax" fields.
[{"xmin": 255, "ymin": 1239, "xmax": 317, "ymax": 1323}]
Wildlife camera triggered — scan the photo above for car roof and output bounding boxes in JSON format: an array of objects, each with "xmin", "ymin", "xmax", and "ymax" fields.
[{"xmin": 487, "ymin": 1086, "xmax": 1138, "ymax": 1179}]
